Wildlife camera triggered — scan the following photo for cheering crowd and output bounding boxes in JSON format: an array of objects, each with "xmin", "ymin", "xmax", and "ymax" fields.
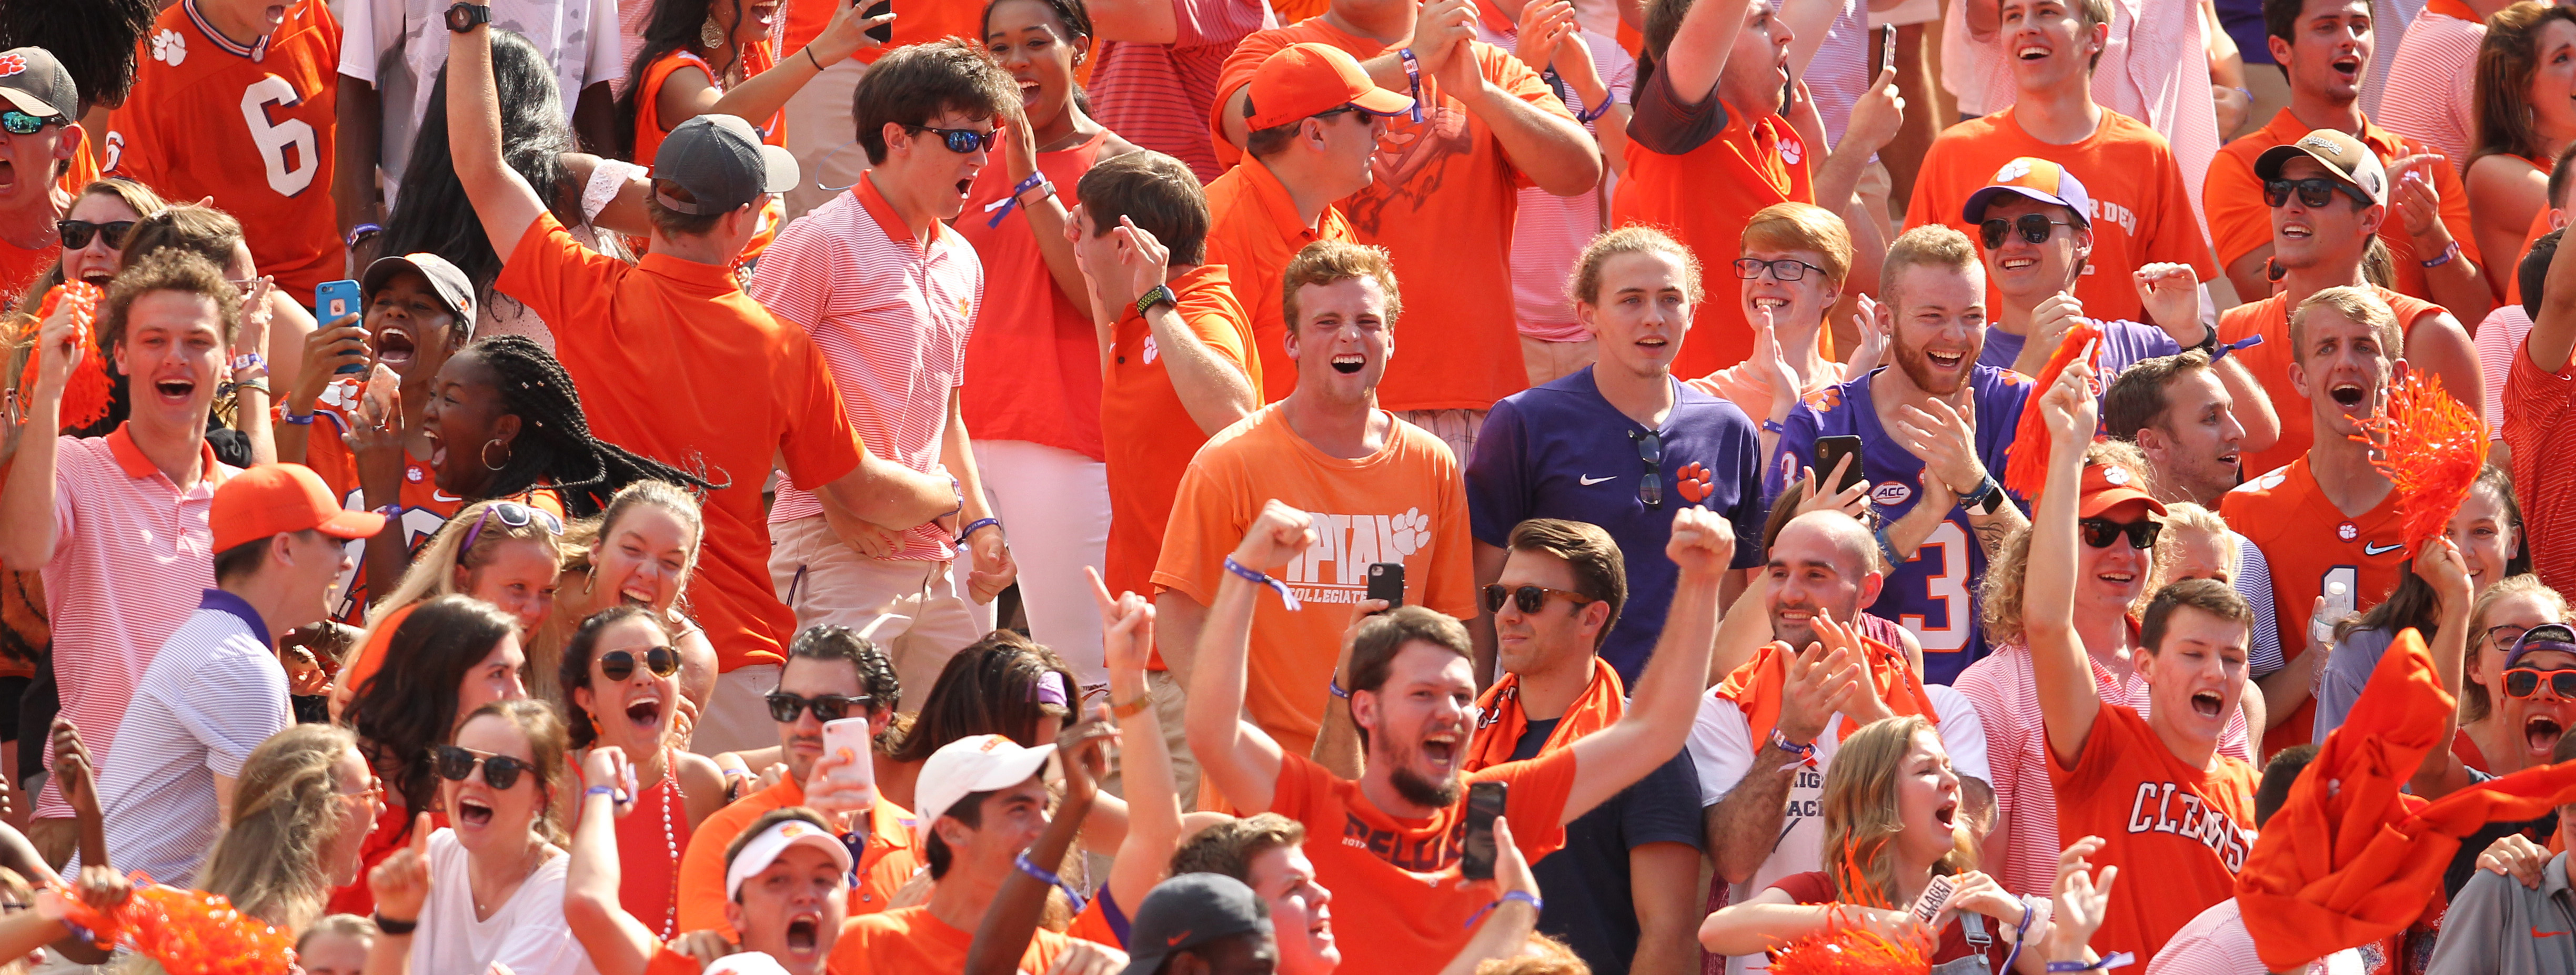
[{"xmin": 5, "ymin": 0, "xmax": 2576, "ymax": 971}]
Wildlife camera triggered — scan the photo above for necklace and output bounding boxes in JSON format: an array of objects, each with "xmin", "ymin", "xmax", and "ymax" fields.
[{"xmin": 655, "ymin": 747, "xmax": 685, "ymax": 941}]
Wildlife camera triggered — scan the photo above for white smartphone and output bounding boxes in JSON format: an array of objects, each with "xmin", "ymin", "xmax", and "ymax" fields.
[{"xmin": 822, "ymin": 717, "xmax": 877, "ymax": 797}]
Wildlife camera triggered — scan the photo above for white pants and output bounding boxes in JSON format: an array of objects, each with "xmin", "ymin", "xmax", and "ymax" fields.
[
  {"xmin": 970, "ymin": 440, "xmax": 1111, "ymax": 690},
  {"xmin": 780, "ymin": 55, "xmax": 872, "ymax": 224},
  {"xmin": 694, "ymin": 664, "xmax": 784, "ymax": 757}
]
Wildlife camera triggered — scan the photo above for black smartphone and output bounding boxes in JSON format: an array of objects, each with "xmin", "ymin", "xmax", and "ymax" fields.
[
  {"xmin": 1366, "ymin": 562, "xmax": 1405, "ymax": 610},
  {"xmin": 864, "ymin": 0, "xmax": 893, "ymax": 44},
  {"xmin": 1879, "ymin": 23, "xmax": 1898, "ymax": 75},
  {"xmin": 1461, "ymin": 781, "xmax": 1507, "ymax": 880},
  {"xmin": 1815, "ymin": 435, "xmax": 1866, "ymax": 495}
]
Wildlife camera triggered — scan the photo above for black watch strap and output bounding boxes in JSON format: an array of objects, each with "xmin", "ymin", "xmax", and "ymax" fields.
[{"xmin": 446, "ymin": 2, "xmax": 491, "ymax": 32}]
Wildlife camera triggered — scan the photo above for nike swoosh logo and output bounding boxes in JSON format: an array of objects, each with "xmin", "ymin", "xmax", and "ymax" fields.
[
  {"xmin": 2537, "ymin": 928, "xmax": 2567, "ymax": 938},
  {"xmin": 2364, "ymin": 542, "xmax": 2403, "ymax": 555},
  {"xmin": 1578, "ymin": 475, "xmax": 1614, "ymax": 485}
]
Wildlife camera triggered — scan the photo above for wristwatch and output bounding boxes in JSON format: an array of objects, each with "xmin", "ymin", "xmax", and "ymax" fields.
[
  {"xmin": 1958, "ymin": 473, "xmax": 2007, "ymax": 516},
  {"xmin": 445, "ymin": 2, "xmax": 491, "ymax": 32},
  {"xmin": 1134, "ymin": 284, "xmax": 1176, "ymax": 318}
]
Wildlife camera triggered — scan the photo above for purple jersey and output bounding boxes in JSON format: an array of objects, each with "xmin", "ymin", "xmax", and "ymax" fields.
[
  {"xmin": 1769, "ymin": 365, "xmax": 2036, "ymax": 684},
  {"xmin": 1979, "ymin": 319, "xmax": 2184, "ymax": 380}
]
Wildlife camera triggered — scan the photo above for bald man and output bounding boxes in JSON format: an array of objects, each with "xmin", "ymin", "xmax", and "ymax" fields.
[{"xmin": 1688, "ymin": 511, "xmax": 1994, "ymax": 972}]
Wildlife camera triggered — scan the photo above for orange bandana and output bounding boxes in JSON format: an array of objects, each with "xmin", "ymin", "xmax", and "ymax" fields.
[
  {"xmin": 2240, "ymin": 628, "xmax": 2576, "ymax": 970},
  {"xmin": 1715, "ymin": 637, "xmax": 1937, "ymax": 746},
  {"xmin": 1466, "ymin": 657, "xmax": 1625, "ymax": 773}
]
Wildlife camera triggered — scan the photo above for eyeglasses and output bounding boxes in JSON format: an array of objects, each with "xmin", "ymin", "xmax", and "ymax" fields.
[
  {"xmin": 337, "ymin": 775, "xmax": 385, "ymax": 805},
  {"xmin": 2078, "ymin": 517, "xmax": 2162, "ymax": 550},
  {"xmin": 1732, "ymin": 257, "xmax": 1829, "ymax": 282},
  {"xmin": 0, "ymin": 110, "xmax": 65, "ymax": 136},
  {"xmin": 2263, "ymin": 178, "xmax": 2374, "ymax": 210},
  {"xmin": 906, "ymin": 124, "xmax": 999, "ymax": 154},
  {"xmin": 2486, "ymin": 624, "xmax": 2534, "ymax": 651},
  {"xmin": 56, "ymin": 219, "xmax": 133, "ymax": 251},
  {"xmin": 430, "ymin": 745, "xmax": 535, "ymax": 790},
  {"xmin": 1480, "ymin": 584, "xmax": 1600, "ymax": 615},
  {"xmin": 1630, "ymin": 429, "xmax": 1663, "ymax": 510},
  {"xmin": 459, "ymin": 500, "xmax": 565, "ymax": 552},
  {"xmin": 1978, "ymin": 214, "xmax": 2074, "ymax": 249},
  {"xmin": 598, "ymin": 647, "xmax": 680, "ymax": 682},
  {"xmin": 766, "ymin": 691, "xmax": 875, "ymax": 723},
  {"xmin": 2507, "ymin": 667, "xmax": 2576, "ymax": 700}
]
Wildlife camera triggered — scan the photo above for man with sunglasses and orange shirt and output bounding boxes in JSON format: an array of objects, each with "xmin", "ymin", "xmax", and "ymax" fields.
[{"xmin": 0, "ymin": 47, "xmax": 84, "ymax": 306}]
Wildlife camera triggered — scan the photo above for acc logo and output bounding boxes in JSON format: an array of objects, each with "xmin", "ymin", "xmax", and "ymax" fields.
[
  {"xmin": 1991, "ymin": 159, "xmax": 2032, "ymax": 184},
  {"xmin": 2336, "ymin": 522, "xmax": 2359, "ymax": 542},
  {"xmin": 1870, "ymin": 482, "xmax": 1913, "ymax": 507},
  {"xmin": 0, "ymin": 54, "xmax": 24, "ymax": 77}
]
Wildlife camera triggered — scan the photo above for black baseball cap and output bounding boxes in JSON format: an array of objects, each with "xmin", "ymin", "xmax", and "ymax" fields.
[
  {"xmin": 653, "ymin": 114, "xmax": 798, "ymax": 216},
  {"xmin": 0, "ymin": 47, "xmax": 78, "ymax": 119},
  {"xmin": 1120, "ymin": 874, "xmax": 1271, "ymax": 975}
]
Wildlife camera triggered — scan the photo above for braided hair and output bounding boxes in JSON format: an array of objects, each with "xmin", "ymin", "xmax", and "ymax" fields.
[{"xmin": 467, "ymin": 336, "xmax": 717, "ymax": 516}]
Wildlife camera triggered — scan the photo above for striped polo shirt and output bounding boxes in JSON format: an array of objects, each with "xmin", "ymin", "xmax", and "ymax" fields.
[
  {"xmin": 36, "ymin": 426, "xmax": 236, "ymax": 820},
  {"xmin": 72, "ymin": 588, "xmax": 291, "ymax": 886}
]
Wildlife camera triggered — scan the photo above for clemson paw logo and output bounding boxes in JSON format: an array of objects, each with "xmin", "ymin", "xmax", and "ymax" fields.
[
  {"xmin": 1385, "ymin": 508, "xmax": 1432, "ymax": 557},
  {"xmin": 1803, "ymin": 387, "xmax": 1843, "ymax": 412},
  {"xmin": 2337, "ymin": 522, "xmax": 2358, "ymax": 542},
  {"xmin": 1676, "ymin": 462, "xmax": 1714, "ymax": 505},
  {"xmin": 151, "ymin": 29, "xmax": 185, "ymax": 66},
  {"xmin": 1142, "ymin": 335, "xmax": 1160, "ymax": 365},
  {"xmin": 0, "ymin": 54, "xmax": 25, "ymax": 77}
]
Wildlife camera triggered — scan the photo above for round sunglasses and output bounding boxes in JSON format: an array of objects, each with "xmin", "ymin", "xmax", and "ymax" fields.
[
  {"xmin": 431, "ymin": 745, "xmax": 535, "ymax": 789},
  {"xmin": 598, "ymin": 646, "xmax": 680, "ymax": 682},
  {"xmin": 765, "ymin": 691, "xmax": 874, "ymax": 723}
]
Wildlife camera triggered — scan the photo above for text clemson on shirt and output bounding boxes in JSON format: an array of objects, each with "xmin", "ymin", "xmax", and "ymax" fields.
[{"xmin": 2127, "ymin": 781, "xmax": 2255, "ymax": 872}]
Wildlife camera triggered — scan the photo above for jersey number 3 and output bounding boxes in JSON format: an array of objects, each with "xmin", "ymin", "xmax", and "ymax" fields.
[
  {"xmin": 242, "ymin": 75, "xmax": 318, "ymax": 197},
  {"xmin": 1902, "ymin": 521, "xmax": 1973, "ymax": 653}
]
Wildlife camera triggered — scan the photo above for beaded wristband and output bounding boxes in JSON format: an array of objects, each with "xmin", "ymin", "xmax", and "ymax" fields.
[{"xmin": 1224, "ymin": 555, "xmax": 1302, "ymax": 610}]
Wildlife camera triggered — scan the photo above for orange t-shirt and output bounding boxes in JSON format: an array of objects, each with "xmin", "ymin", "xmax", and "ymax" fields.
[
  {"xmin": 2220, "ymin": 457, "xmax": 2410, "ymax": 759},
  {"xmin": 108, "ymin": 0, "xmax": 343, "ymax": 302},
  {"xmin": 1151, "ymin": 405, "xmax": 1476, "ymax": 757},
  {"xmin": 1212, "ymin": 21, "xmax": 1573, "ymax": 412},
  {"xmin": 2507, "ymin": 207, "xmax": 2556, "ymax": 307},
  {"xmin": 830, "ymin": 905, "xmax": 1075, "ymax": 975},
  {"xmin": 2206, "ymin": 110, "xmax": 2481, "ymax": 304},
  {"xmin": 2216, "ymin": 287, "xmax": 2443, "ymax": 479},
  {"xmin": 1263, "ymin": 750, "xmax": 1576, "ymax": 975},
  {"xmin": 1685, "ymin": 355, "xmax": 1849, "ymax": 429},
  {"xmin": 2047, "ymin": 704, "xmax": 2258, "ymax": 966},
  {"xmin": 1102, "ymin": 263, "xmax": 1260, "ymax": 605},
  {"xmin": 780, "ymin": 0, "xmax": 985, "ymax": 65},
  {"xmin": 496, "ymin": 214, "xmax": 864, "ymax": 672},
  {"xmin": 676, "ymin": 775, "xmax": 920, "ymax": 939},
  {"xmin": 1612, "ymin": 70, "xmax": 1813, "ymax": 380},
  {"xmin": 957, "ymin": 130, "xmax": 1109, "ymax": 461},
  {"xmin": 1904, "ymin": 107, "xmax": 2217, "ymax": 325},
  {"xmin": 1200, "ymin": 159, "xmax": 1353, "ymax": 403}
]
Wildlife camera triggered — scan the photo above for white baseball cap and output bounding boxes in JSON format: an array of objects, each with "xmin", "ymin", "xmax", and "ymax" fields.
[
  {"xmin": 915, "ymin": 734, "xmax": 1058, "ymax": 829},
  {"xmin": 705, "ymin": 953, "xmax": 793, "ymax": 975},
  {"xmin": 723, "ymin": 816, "xmax": 854, "ymax": 900}
]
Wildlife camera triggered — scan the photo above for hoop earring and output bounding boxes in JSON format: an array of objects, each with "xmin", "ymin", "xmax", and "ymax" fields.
[
  {"xmin": 701, "ymin": 15, "xmax": 727, "ymax": 48},
  {"xmin": 481, "ymin": 440, "xmax": 511, "ymax": 471}
]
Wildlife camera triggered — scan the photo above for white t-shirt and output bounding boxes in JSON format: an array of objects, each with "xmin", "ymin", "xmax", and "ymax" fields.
[
  {"xmin": 73, "ymin": 593, "xmax": 291, "ymax": 888},
  {"xmin": 413, "ymin": 829, "xmax": 596, "ymax": 975},
  {"xmin": 338, "ymin": 0, "xmax": 623, "ymax": 205},
  {"xmin": 1687, "ymin": 683, "xmax": 1992, "ymax": 974}
]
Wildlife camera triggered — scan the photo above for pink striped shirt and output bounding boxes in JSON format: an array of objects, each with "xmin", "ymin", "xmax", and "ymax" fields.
[
  {"xmin": 1470, "ymin": 25, "xmax": 1634, "ymax": 341},
  {"xmin": 750, "ymin": 175, "xmax": 981, "ymax": 561},
  {"xmin": 1953, "ymin": 638, "xmax": 2255, "ymax": 897},
  {"xmin": 1089, "ymin": 0, "xmax": 1275, "ymax": 184},
  {"xmin": 36, "ymin": 426, "xmax": 236, "ymax": 820},
  {"xmin": 2376, "ymin": 6, "xmax": 2482, "ymax": 176}
]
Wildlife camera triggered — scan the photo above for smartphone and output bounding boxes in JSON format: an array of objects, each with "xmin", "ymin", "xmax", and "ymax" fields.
[
  {"xmin": 1908, "ymin": 873, "xmax": 1957, "ymax": 925},
  {"xmin": 1366, "ymin": 562, "xmax": 1405, "ymax": 611},
  {"xmin": 864, "ymin": 0, "xmax": 893, "ymax": 44},
  {"xmin": 315, "ymin": 279, "xmax": 367, "ymax": 374},
  {"xmin": 1815, "ymin": 435, "xmax": 1867, "ymax": 495},
  {"xmin": 1461, "ymin": 780, "xmax": 1507, "ymax": 881},
  {"xmin": 821, "ymin": 716, "xmax": 878, "ymax": 799},
  {"xmin": 1879, "ymin": 23, "xmax": 1898, "ymax": 75}
]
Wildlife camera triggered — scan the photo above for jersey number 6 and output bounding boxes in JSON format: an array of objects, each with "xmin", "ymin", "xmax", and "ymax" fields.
[{"xmin": 241, "ymin": 75, "xmax": 319, "ymax": 197}]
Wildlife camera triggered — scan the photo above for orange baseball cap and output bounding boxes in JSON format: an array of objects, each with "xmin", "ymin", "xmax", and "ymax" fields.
[
  {"xmin": 1964, "ymin": 157, "xmax": 2095, "ymax": 226},
  {"xmin": 211, "ymin": 463, "xmax": 387, "ymax": 552},
  {"xmin": 2077, "ymin": 460, "xmax": 2166, "ymax": 519},
  {"xmin": 1244, "ymin": 43, "xmax": 1416, "ymax": 130}
]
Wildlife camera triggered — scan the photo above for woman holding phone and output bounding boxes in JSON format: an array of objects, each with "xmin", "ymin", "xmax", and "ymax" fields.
[{"xmin": 559, "ymin": 605, "xmax": 726, "ymax": 941}]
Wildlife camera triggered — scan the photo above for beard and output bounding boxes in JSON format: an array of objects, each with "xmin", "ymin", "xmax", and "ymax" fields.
[
  {"xmin": 1390, "ymin": 761, "xmax": 1461, "ymax": 809},
  {"xmin": 1893, "ymin": 338, "xmax": 1969, "ymax": 395}
]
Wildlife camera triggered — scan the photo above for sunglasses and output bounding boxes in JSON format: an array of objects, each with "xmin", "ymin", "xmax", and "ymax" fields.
[
  {"xmin": 1733, "ymin": 257, "xmax": 1829, "ymax": 282},
  {"xmin": 0, "ymin": 110, "xmax": 65, "ymax": 136},
  {"xmin": 766, "ymin": 691, "xmax": 875, "ymax": 723},
  {"xmin": 1630, "ymin": 429, "xmax": 1663, "ymax": 510},
  {"xmin": 2505, "ymin": 667, "xmax": 2576, "ymax": 700},
  {"xmin": 431, "ymin": 745, "xmax": 535, "ymax": 790},
  {"xmin": 907, "ymin": 124, "xmax": 999, "ymax": 154},
  {"xmin": 598, "ymin": 647, "xmax": 680, "ymax": 682},
  {"xmin": 459, "ymin": 500, "xmax": 565, "ymax": 552},
  {"xmin": 1480, "ymin": 584, "xmax": 1599, "ymax": 615},
  {"xmin": 56, "ymin": 219, "xmax": 133, "ymax": 250},
  {"xmin": 1979, "ymin": 214, "xmax": 2074, "ymax": 249},
  {"xmin": 2263, "ymin": 178, "xmax": 2374, "ymax": 210},
  {"xmin": 2078, "ymin": 517, "xmax": 2161, "ymax": 550}
]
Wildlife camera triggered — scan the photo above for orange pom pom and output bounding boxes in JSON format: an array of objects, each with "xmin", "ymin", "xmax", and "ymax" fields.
[
  {"xmin": 2348, "ymin": 372, "xmax": 2489, "ymax": 557},
  {"xmin": 13, "ymin": 282, "xmax": 112, "ymax": 431},
  {"xmin": 2001, "ymin": 322, "xmax": 2101, "ymax": 504},
  {"xmin": 1767, "ymin": 906, "xmax": 1937, "ymax": 975},
  {"xmin": 59, "ymin": 875, "xmax": 296, "ymax": 975}
]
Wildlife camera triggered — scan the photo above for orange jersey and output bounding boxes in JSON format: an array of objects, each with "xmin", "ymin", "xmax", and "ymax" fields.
[
  {"xmin": 109, "ymin": 0, "xmax": 343, "ymax": 301},
  {"xmin": 2048, "ymin": 704, "xmax": 2259, "ymax": 965},
  {"xmin": 2207, "ymin": 110, "xmax": 2479, "ymax": 305},
  {"xmin": 2216, "ymin": 287, "xmax": 2444, "ymax": 479},
  {"xmin": 831, "ymin": 905, "xmax": 1076, "ymax": 975},
  {"xmin": 676, "ymin": 776, "xmax": 918, "ymax": 939},
  {"xmin": 2220, "ymin": 457, "xmax": 2409, "ymax": 758},
  {"xmin": 1904, "ymin": 107, "xmax": 2217, "ymax": 324},
  {"xmin": 1200, "ymin": 160, "xmax": 1352, "ymax": 403},
  {"xmin": 1212, "ymin": 21, "xmax": 1574, "ymax": 412}
]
